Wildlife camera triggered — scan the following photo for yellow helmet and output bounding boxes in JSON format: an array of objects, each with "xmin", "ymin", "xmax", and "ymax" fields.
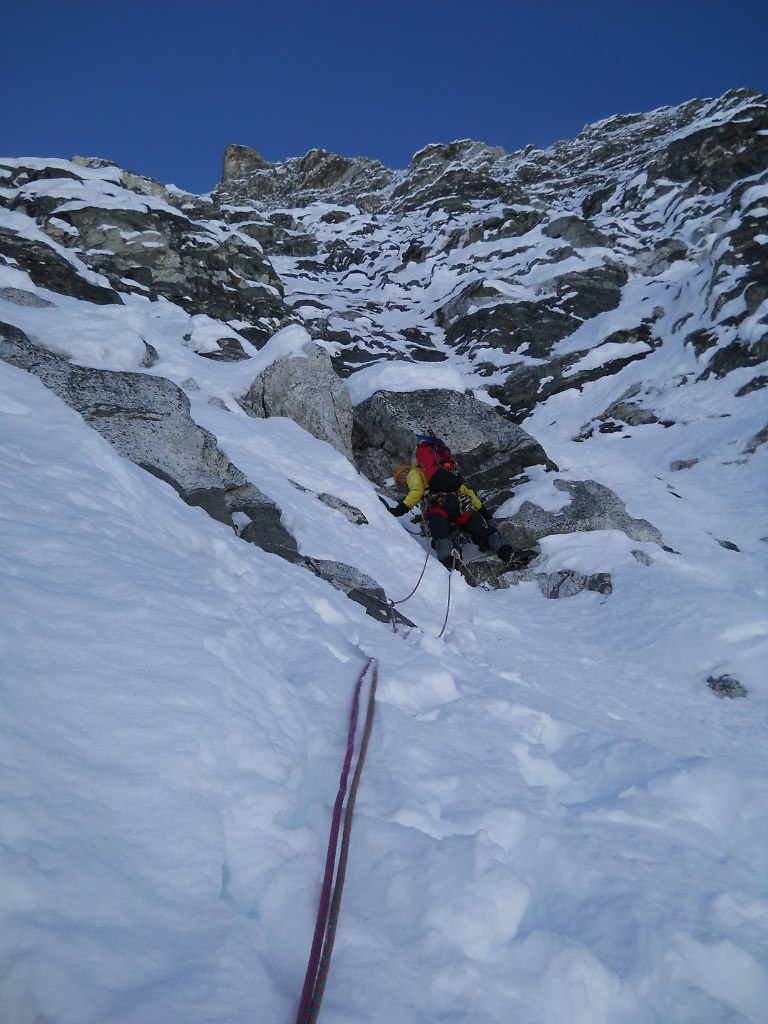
[{"xmin": 394, "ymin": 465, "xmax": 411, "ymax": 490}]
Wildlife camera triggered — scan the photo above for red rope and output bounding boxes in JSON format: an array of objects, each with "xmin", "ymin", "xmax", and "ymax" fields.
[{"xmin": 295, "ymin": 657, "xmax": 373, "ymax": 1024}]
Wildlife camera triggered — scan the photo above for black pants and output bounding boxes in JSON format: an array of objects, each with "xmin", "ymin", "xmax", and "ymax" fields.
[
  {"xmin": 428, "ymin": 503, "xmax": 506, "ymax": 564},
  {"xmin": 428, "ymin": 508, "xmax": 493, "ymax": 548}
]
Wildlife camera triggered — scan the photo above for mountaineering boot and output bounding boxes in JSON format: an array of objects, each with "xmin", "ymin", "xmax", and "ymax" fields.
[
  {"xmin": 507, "ymin": 548, "xmax": 539, "ymax": 570},
  {"xmin": 488, "ymin": 529, "xmax": 539, "ymax": 569},
  {"xmin": 433, "ymin": 535, "xmax": 455, "ymax": 570},
  {"xmin": 488, "ymin": 531, "xmax": 513, "ymax": 560}
]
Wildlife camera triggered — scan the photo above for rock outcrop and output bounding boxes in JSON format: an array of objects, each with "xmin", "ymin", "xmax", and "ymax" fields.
[
  {"xmin": 496, "ymin": 478, "xmax": 663, "ymax": 549},
  {"xmin": 1, "ymin": 157, "xmax": 294, "ymax": 348},
  {"xmin": 0, "ymin": 320, "xmax": 402, "ymax": 622},
  {"xmin": 240, "ymin": 341, "xmax": 354, "ymax": 459},
  {"xmin": 353, "ymin": 388, "xmax": 552, "ymax": 506},
  {"xmin": 0, "ymin": 321, "xmax": 246, "ymax": 525},
  {"xmin": 2, "ymin": 88, "xmax": 764, "ymax": 608}
]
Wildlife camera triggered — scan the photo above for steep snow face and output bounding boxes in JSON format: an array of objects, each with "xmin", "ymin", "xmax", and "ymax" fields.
[
  {"xmin": 2, "ymin": 349, "xmax": 767, "ymax": 1024},
  {"xmin": 1, "ymin": 90, "xmax": 768, "ymax": 1024}
]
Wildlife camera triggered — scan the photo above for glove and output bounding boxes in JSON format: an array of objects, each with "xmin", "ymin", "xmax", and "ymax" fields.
[
  {"xmin": 390, "ymin": 501, "xmax": 409, "ymax": 517},
  {"xmin": 479, "ymin": 505, "xmax": 493, "ymax": 522}
]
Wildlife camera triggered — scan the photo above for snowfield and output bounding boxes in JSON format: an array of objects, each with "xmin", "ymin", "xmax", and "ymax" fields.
[{"xmin": 2, "ymin": 344, "xmax": 767, "ymax": 1022}]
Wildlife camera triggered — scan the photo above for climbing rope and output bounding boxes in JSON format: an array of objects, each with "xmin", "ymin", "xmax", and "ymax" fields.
[
  {"xmin": 389, "ymin": 524, "xmax": 479, "ymax": 637},
  {"xmin": 295, "ymin": 658, "xmax": 378, "ymax": 1024},
  {"xmin": 437, "ymin": 563, "xmax": 453, "ymax": 637},
  {"xmin": 387, "ymin": 546, "xmax": 431, "ymax": 632},
  {"xmin": 307, "ymin": 662, "xmax": 379, "ymax": 1022},
  {"xmin": 436, "ymin": 550, "xmax": 460, "ymax": 638}
]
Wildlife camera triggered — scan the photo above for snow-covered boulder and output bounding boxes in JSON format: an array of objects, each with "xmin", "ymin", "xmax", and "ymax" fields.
[
  {"xmin": 0, "ymin": 321, "xmax": 246, "ymax": 525},
  {"xmin": 496, "ymin": 477, "xmax": 664, "ymax": 548},
  {"xmin": 240, "ymin": 338, "xmax": 354, "ymax": 460},
  {"xmin": 304, "ymin": 558, "xmax": 415, "ymax": 626}
]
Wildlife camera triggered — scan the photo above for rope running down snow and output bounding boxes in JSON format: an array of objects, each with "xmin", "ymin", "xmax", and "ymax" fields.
[
  {"xmin": 387, "ymin": 547, "xmax": 431, "ymax": 632},
  {"xmin": 307, "ymin": 662, "xmax": 379, "ymax": 1022},
  {"xmin": 295, "ymin": 657, "xmax": 378, "ymax": 1024},
  {"xmin": 388, "ymin": 545, "xmax": 471, "ymax": 639},
  {"xmin": 437, "ymin": 556, "xmax": 455, "ymax": 639}
]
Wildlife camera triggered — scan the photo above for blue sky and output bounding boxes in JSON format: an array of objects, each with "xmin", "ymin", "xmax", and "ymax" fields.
[{"xmin": 3, "ymin": 0, "xmax": 767, "ymax": 194}]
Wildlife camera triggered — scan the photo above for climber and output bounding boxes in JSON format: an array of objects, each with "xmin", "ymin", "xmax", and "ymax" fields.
[{"xmin": 386, "ymin": 458, "xmax": 528, "ymax": 571}]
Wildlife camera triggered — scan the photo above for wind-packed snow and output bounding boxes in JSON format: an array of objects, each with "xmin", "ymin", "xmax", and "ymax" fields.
[
  {"xmin": 345, "ymin": 359, "xmax": 467, "ymax": 403},
  {"xmin": 3, "ymin": 331, "xmax": 768, "ymax": 1024},
  {"xmin": 2, "ymin": 134, "xmax": 768, "ymax": 1022}
]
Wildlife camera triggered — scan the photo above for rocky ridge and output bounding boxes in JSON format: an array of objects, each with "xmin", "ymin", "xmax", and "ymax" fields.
[{"xmin": 1, "ymin": 88, "xmax": 766, "ymax": 619}]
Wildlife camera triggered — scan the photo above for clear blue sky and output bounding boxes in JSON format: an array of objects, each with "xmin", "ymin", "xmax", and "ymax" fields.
[{"xmin": 3, "ymin": 0, "xmax": 767, "ymax": 194}]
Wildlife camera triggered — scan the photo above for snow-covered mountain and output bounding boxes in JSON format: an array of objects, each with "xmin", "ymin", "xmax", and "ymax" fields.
[{"xmin": 1, "ymin": 88, "xmax": 767, "ymax": 1024}]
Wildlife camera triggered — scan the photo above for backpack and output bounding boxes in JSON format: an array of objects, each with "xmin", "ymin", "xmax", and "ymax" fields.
[{"xmin": 415, "ymin": 433, "xmax": 463, "ymax": 492}]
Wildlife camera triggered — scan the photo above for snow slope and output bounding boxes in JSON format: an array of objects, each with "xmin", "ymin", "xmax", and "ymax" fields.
[{"xmin": 2, "ymin": 346, "xmax": 767, "ymax": 1022}]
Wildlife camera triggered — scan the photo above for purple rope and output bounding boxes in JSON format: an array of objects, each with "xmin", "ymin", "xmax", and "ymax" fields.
[
  {"xmin": 388, "ymin": 547, "xmax": 431, "ymax": 632},
  {"xmin": 295, "ymin": 658, "xmax": 372, "ymax": 1024},
  {"xmin": 308, "ymin": 663, "xmax": 379, "ymax": 1021},
  {"xmin": 390, "ymin": 547, "xmax": 430, "ymax": 606}
]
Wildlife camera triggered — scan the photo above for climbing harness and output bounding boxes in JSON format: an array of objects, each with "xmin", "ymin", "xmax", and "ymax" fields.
[
  {"xmin": 295, "ymin": 657, "xmax": 378, "ymax": 1024},
  {"xmin": 426, "ymin": 491, "xmax": 474, "ymax": 520}
]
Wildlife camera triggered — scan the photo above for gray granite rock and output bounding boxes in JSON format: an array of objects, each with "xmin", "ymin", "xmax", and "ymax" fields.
[{"xmin": 240, "ymin": 341, "xmax": 354, "ymax": 459}]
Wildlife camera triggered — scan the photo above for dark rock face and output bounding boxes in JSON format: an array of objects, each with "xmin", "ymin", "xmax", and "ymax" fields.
[
  {"xmin": 743, "ymin": 422, "xmax": 768, "ymax": 455},
  {"xmin": 542, "ymin": 214, "xmax": 613, "ymax": 248},
  {"xmin": 215, "ymin": 144, "xmax": 394, "ymax": 209},
  {"xmin": 352, "ymin": 388, "xmax": 552, "ymax": 504},
  {"xmin": 198, "ymin": 337, "xmax": 250, "ymax": 362},
  {"xmin": 0, "ymin": 157, "xmax": 294, "ymax": 339},
  {"xmin": 45, "ymin": 203, "xmax": 289, "ymax": 327},
  {"xmin": 702, "ymin": 338, "xmax": 768, "ymax": 380},
  {"xmin": 647, "ymin": 99, "xmax": 768, "ymax": 192},
  {"xmin": 0, "ymin": 227, "xmax": 122, "ymax": 306},
  {"xmin": 0, "ymin": 286, "xmax": 56, "ymax": 308},
  {"xmin": 537, "ymin": 570, "xmax": 613, "ymax": 599},
  {"xmin": 234, "ymin": 485, "xmax": 302, "ymax": 561},
  {"xmin": 465, "ymin": 557, "xmax": 612, "ymax": 600},
  {"xmin": 222, "ymin": 144, "xmax": 273, "ymax": 181},
  {"xmin": 304, "ymin": 558, "xmax": 415, "ymax": 626},
  {"xmin": 437, "ymin": 287, "xmax": 583, "ymax": 360},
  {"xmin": 433, "ymin": 260, "xmax": 652, "ymax": 419}
]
